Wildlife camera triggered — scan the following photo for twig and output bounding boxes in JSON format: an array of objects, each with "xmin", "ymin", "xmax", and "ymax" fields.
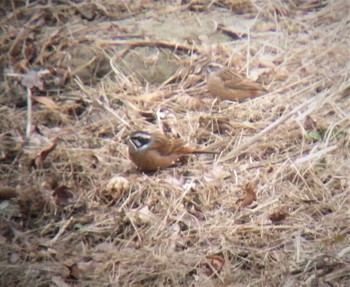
[
  {"xmin": 26, "ymin": 88, "xmax": 32, "ymax": 137},
  {"xmin": 50, "ymin": 217, "xmax": 74, "ymax": 243},
  {"xmin": 97, "ymin": 39, "xmax": 202, "ymax": 54},
  {"xmin": 294, "ymin": 145, "xmax": 337, "ymax": 164}
]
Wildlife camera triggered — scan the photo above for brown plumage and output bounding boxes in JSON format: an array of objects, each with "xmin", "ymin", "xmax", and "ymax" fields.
[
  {"xmin": 128, "ymin": 131, "xmax": 218, "ymax": 172},
  {"xmin": 207, "ymin": 67, "xmax": 267, "ymax": 102}
]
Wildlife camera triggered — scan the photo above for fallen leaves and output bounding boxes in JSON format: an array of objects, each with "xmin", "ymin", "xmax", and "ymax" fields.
[
  {"xmin": 52, "ymin": 185, "xmax": 74, "ymax": 207},
  {"xmin": 32, "ymin": 95, "xmax": 60, "ymax": 110},
  {"xmin": 201, "ymin": 254, "xmax": 225, "ymax": 277},
  {"xmin": 238, "ymin": 182, "xmax": 257, "ymax": 209},
  {"xmin": 22, "ymin": 125, "xmax": 58, "ymax": 168},
  {"xmin": 36, "ymin": 139, "xmax": 57, "ymax": 166},
  {"xmin": 21, "ymin": 70, "xmax": 44, "ymax": 90},
  {"xmin": 268, "ymin": 209, "xmax": 288, "ymax": 223}
]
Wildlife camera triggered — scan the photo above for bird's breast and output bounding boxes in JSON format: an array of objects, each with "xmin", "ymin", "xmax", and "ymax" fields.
[{"xmin": 129, "ymin": 149, "xmax": 181, "ymax": 172}]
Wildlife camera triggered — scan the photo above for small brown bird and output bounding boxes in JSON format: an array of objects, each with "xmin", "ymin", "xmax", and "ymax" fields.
[
  {"xmin": 207, "ymin": 67, "xmax": 267, "ymax": 102},
  {"xmin": 128, "ymin": 131, "xmax": 218, "ymax": 172}
]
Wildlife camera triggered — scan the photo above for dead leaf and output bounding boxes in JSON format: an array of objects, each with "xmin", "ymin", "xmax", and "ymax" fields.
[
  {"xmin": 266, "ymin": 166, "xmax": 274, "ymax": 173},
  {"xmin": 37, "ymin": 139, "xmax": 57, "ymax": 163},
  {"xmin": 62, "ymin": 259, "xmax": 95, "ymax": 281},
  {"xmin": 52, "ymin": 185, "xmax": 74, "ymax": 207},
  {"xmin": 68, "ymin": 263, "xmax": 81, "ymax": 280},
  {"xmin": 21, "ymin": 70, "xmax": 44, "ymax": 90},
  {"xmin": 32, "ymin": 96, "xmax": 59, "ymax": 110},
  {"xmin": 268, "ymin": 209, "xmax": 288, "ymax": 222},
  {"xmin": 203, "ymin": 255, "xmax": 225, "ymax": 276},
  {"xmin": 239, "ymin": 182, "xmax": 257, "ymax": 209},
  {"xmin": 304, "ymin": 115, "xmax": 317, "ymax": 131},
  {"xmin": 23, "ymin": 125, "xmax": 59, "ymax": 168}
]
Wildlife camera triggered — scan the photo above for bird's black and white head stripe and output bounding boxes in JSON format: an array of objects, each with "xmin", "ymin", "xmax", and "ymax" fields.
[{"xmin": 129, "ymin": 131, "xmax": 153, "ymax": 150}]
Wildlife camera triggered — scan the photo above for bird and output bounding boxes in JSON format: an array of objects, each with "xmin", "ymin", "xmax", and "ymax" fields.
[
  {"xmin": 207, "ymin": 67, "xmax": 267, "ymax": 102},
  {"xmin": 128, "ymin": 131, "xmax": 218, "ymax": 172}
]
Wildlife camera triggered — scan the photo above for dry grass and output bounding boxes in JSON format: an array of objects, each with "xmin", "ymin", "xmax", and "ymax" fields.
[{"xmin": 1, "ymin": 0, "xmax": 350, "ymax": 286}]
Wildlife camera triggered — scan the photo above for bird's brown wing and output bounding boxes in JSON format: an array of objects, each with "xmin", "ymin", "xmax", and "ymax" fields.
[
  {"xmin": 149, "ymin": 133, "xmax": 185, "ymax": 156},
  {"xmin": 151, "ymin": 132, "xmax": 218, "ymax": 155},
  {"xmin": 220, "ymin": 69, "xmax": 266, "ymax": 92},
  {"xmin": 217, "ymin": 68, "xmax": 242, "ymax": 82}
]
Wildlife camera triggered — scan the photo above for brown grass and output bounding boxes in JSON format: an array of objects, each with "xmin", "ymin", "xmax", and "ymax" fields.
[{"xmin": 1, "ymin": 0, "xmax": 350, "ymax": 286}]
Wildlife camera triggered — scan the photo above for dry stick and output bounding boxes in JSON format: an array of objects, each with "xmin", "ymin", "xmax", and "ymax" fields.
[
  {"xmin": 97, "ymin": 39, "xmax": 203, "ymax": 54},
  {"xmin": 26, "ymin": 88, "xmax": 32, "ymax": 137},
  {"xmin": 294, "ymin": 145, "xmax": 337, "ymax": 164},
  {"xmin": 51, "ymin": 217, "xmax": 74, "ymax": 243},
  {"xmin": 219, "ymin": 80, "xmax": 327, "ymax": 163},
  {"xmin": 71, "ymin": 56, "xmax": 97, "ymax": 77},
  {"xmin": 157, "ymin": 70, "xmax": 184, "ymax": 90},
  {"xmin": 6, "ymin": 69, "xmax": 51, "ymax": 137}
]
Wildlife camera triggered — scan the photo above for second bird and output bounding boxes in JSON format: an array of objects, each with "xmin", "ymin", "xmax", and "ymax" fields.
[{"xmin": 207, "ymin": 67, "xmax": 267, "ymax": 102}]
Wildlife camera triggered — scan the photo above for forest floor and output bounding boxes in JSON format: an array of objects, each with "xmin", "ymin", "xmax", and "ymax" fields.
[{"xmin": 1, "ymin": 0, "xmax": 350, "ymax": 286}]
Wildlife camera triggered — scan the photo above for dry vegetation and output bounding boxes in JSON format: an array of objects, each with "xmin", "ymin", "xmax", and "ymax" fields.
[{"xmin": 1, "ymin": 0, "xmax": 350, "ymax": 286}]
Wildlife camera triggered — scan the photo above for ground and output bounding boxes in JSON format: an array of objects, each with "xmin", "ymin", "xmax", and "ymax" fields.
[{"xmin": 0, "ymin": 0, "xmax": 350, "ymax": 286}]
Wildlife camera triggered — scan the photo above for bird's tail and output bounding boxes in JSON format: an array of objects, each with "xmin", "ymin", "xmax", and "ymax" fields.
[
  {"xmin": 177, "ymin": 145, "xmax": 220, "ymax": 155},
  {"xmin": 191, "ymin": 150, "xmax": 220, "ymax": 155}
]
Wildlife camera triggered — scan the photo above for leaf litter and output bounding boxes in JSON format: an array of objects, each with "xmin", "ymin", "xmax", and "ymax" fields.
[{"xmin": 0, "ymin": 0, "xmax": 350, "ymax": 286}]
